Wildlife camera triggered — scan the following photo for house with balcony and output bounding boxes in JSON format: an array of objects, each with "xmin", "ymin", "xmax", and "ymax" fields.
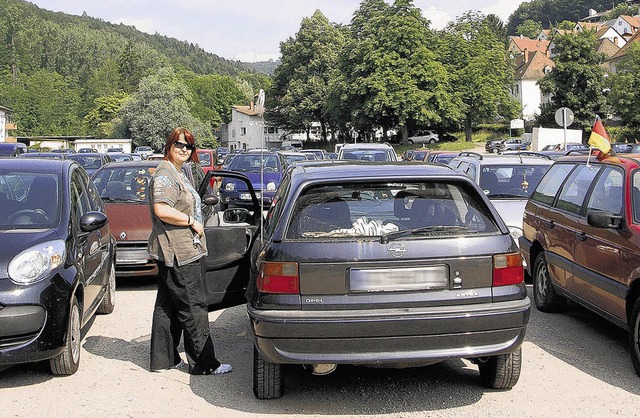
[
  {"xmin": 0, "ymin": 105, "xmax": 17, "ymax": 142},
  {"xmin": 226, "ymin": 102, "xmax": 282, "ymax": 151},
  {"xmin": 512, "ymin": 50, "xmax": 555, "ymax": 121}
]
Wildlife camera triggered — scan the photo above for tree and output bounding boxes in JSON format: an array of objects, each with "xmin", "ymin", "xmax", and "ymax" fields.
[
  {"xmin": 602, "ymin": 3, "xmax": 639, "ymax": 20},
  {"xmin": 437, "ymin": 12, "xmax": 520, "ymax": 141},
  {"xmin": 537, "ymin": 30, "xmax": 608, "ymax": 132},
  {"xmin": 116, "ymin": 67, "xmax": 213, "ymax": 149},
  {"xmin": 608, "ymin": 43, "xmax": 640, "ymax": 136},
  {"xmin": 516, "ymin": 19, "xmax": 543, "ymax": 38},
  {"xmin": 84, "ymin": 91, "xmax": 128, "ymax": 137},
  {"xmin": 335, "ymin": 0, "xmax": 458, "ymax": 142},
  {"xmin": 268, "ymin": 10, "xmax": 344, "ymax": 141}
]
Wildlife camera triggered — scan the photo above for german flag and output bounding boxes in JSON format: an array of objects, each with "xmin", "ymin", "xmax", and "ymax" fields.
[{"xmin": 588, "ymin": 116, "xmax": 611, "ymax": 155}]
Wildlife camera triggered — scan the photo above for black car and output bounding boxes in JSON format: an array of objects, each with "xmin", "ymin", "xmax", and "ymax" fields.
[
  {"xmin": 0, "ymin": 159, "xmax": 116, "ymax": 374},
  {"xmin": 201, "ymin": 161, "xmax": 530, "ymax": 399}
]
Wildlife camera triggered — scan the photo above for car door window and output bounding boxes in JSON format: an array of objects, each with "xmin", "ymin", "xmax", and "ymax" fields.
[
  {"xmin": 71, "ymin": 170, "xmax": 91, "ymax": 220},
  {"xmin": 633, "ymin": 171, "xmax": 640, "ymax": 223},
  {"xmin": 586, "ymin": 167, "xmax": 624, "ymax": 215},
  {"xmin": 555, "ymin": 164, "xmax": 600, "ymax": 215},
  {"xmin": 531, "ymin": 163, "xmax": 576, "ymax": 205}
]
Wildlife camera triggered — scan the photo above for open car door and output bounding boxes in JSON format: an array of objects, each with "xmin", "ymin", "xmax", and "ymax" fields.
[{"xmin": 198, "ymin": 170, "xmax": 261, "ymax": 311}]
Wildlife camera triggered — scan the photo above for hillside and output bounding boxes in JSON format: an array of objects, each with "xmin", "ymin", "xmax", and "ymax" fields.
[
  {"xmin": 0, "ymin": 0, "xmax": 255, "ymax": 78},
  {"xmin": 506, "ymin": 0, "xmax": 629, "ymax": 34}
]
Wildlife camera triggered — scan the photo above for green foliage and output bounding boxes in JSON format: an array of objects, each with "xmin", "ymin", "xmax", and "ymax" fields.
[
  {"xmin": 116, "ymin": 67, "xmax": 214, "ymax": 149},
  {"xmin": 537, "ymin": 31, "xmax": 608, "ymax": 131},
  {"xmin": 602, "ymin": 3, "xmax": 639, "ymax": 20},
  {"xmin": 608, "ymin": 43, "xmax": 640, "ymax": 134},
  {"xmin": 438, "ymin": 12, "xmax": 520, "ymax": 141},
  {"xmin": 0, "ymin": 69, "xmax": 85, "ymax": 135},
  {"xmin": 84, "ymin": 92, "xmax": 128, "ymax": 137},
  {"xmin": 268, "ymin": 10, "xmax": 345, "ymax": 140},
  {"xmin": 516, "ymin": 19, "xmax": 543, "ymax": 38},
  {"xmin": 506, "ymin": 0, "xmax": 627, "ymax": 34},
  {"xmin": 0, "ymin": 0, "xmax": 266, "ymax": 138}
]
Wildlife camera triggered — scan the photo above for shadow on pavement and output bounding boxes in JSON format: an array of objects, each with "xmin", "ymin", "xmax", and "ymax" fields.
[{"xmin": 525, "ymin": 291, "xmax": 639, "ymax": 395}]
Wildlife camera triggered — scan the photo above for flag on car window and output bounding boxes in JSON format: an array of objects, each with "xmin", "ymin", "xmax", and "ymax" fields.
[{"xmin": 588, "ymin": 116, "xmax": 611, "ymax": 154}]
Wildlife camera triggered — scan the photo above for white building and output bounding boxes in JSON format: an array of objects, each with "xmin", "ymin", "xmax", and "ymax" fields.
[
  {"xmin": 512, "ymin": 50, "xmax": 555, "ymax": 121},
  {"xmin": 0, "ymin": 105, "xmax": 16, "ymax": 142},
  {"xmin": 227, "ymin": 104, "xmax": 276, "ymax": 151}
]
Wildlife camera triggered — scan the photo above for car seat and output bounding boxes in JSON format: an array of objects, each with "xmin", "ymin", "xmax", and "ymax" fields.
[
  {"xmin": 289, "ymin": 198, "xmax": 352, "ymax": 236},
  {"xmin": 480, "ymin": 171, "xmax": 499, "ymax": 194},
  {"xmin": 103, "ymin": 181, "xmax": 134, "ymax": 199},
  {"xmin": 26, "ymin": 176, "xmax": 58, "ymax": 221}
]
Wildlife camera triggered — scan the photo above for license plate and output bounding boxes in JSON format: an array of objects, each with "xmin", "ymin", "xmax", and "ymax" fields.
[
  {"xmin": 350, "ymin": 265, "xmax": 448, "ymax": 292},
  {"xmin": 116, "ymin": 248, "xmax": 151, "ymax": 264}
]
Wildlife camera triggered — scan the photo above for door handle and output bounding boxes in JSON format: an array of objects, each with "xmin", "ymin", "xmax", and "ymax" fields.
[
  {"xmin": 576, "ymin": 232, "xmax": 586, "ymax": 242},
  {"xmin": 543, "ymin": 220, "xmax": 554, "ymax": 228}
]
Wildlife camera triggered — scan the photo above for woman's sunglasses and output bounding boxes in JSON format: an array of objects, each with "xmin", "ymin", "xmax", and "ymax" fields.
[{"xmin": 173, "ymin": 142, "xmax": 195, "ymax": 151}]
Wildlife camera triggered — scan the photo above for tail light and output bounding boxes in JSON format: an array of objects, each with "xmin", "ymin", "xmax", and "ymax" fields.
[
  {"xmin": 256, "ymin": 261, "xmax": 299, "ymax": 294},
  {"xmin": 492, "ymin": 253, "xmax": 524, "ymax": 286}
]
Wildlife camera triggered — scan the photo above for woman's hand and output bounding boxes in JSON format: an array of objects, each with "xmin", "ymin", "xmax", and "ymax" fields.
[{"xmin": 191, "ymin": 219, "xmax": 204, "ymax": 236}]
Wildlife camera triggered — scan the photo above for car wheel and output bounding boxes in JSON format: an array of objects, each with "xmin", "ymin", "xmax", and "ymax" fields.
[
  {"xmin": 429, "ymin": 138, "xmax": 436, "ymax": 144},
  {"xmin": 50, "ymin": 296, "xmax": 81, "ymax": 375},
  {"xmin": 253, "ymin": 345, "xmax": 284, "ymax": 399},
  {"xmin": 477, "ymin": 347, "xmax": 521, "ymax": 389},
  {"xmin": 533, "ymin": 252, "xmax": 566, "ymax": 312},
  {"xmin": 97, "ymin": 263, "xmax": 116, "ymax": 314},
  {"xmin": 630, "ymin": 298, "xmax": 640, "ymax": 376},
  {"xmin": 407, "ymin": 140, "xmax": 414, "ymax": 145}
]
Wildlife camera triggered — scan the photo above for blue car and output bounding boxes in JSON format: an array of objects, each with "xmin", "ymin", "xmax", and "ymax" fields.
[{"xmin": 219, "ymin": 151, "xmax": 284, "ymax": 210}]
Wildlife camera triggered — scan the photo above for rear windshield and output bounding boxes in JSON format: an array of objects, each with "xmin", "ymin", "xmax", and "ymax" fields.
[
  {"xmin": 341, "ymin": 149, "xmax": 392, "ymax": 161},
  {"xmin": 229, "ymin": 154, "xmax": 279, "ymax": 173},
  {"xmin": 480, "ymin": 164, "xmax": 550, "ymax": 198},
  {"xmin": 286, "ymin": 181, "xmax": 499, "ymax": 240},
  {"xmin": 67, "ymin": 154, "xmax": 105, "ymax": 170},
  {"xmin": 0, "ymin": 171, "xmax": 60, "ymax": 228}
]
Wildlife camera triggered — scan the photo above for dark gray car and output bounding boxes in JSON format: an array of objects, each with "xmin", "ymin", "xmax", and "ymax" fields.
[{"xmin": 204, "ymin": 161, "xmax": 530, "ymax": 399}]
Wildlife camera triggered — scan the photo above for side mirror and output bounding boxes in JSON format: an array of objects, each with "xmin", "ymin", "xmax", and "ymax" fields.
[
  {"xmin": 587, "ymin": 210, "xmax": 622, "ymax": 229},
  {"xmin": 223, "ymin": 208, "xmax": 251, "ymax": 224},
  {"xmin": 80, "ymin": 211, "xmax": 109, "ymax": 232},
  {"xmin": 202, "ymin": 194, "xmax": 219, "ymax": 206}
]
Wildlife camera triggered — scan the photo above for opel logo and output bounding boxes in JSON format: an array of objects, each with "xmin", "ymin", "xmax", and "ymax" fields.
[
  {"xmin": 120, "ymin": 231, "xmax": 127, "ymax": 240},
  {"xmin": 387, "ymin": 243, "xmax": 407, "ymax": 258}
]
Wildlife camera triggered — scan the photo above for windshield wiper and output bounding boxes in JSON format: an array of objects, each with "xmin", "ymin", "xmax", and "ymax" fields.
[{"xmin": 380, "ymin": 225, "xmax": 470, "ymax": 244}]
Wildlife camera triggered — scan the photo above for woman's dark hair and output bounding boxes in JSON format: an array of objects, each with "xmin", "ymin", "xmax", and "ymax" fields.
[{"xmin": 164, "ymin": 127, "xmax": 199, "ymax": 164}]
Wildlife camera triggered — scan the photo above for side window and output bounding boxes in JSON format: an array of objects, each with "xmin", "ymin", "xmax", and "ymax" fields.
[
  {"xmin": 633, "ymin": 171, "xmax": 640, "ymax": 223},
  {"xmin": 586, "ymin": 167, "xmax": 624, "ymax": 215},
  {"xmin": 71, "ymin": 170, "xmax": 92, "ymax": 220},
  {"xmin": 264, "ymin": 173, "xmax": 291, "ymax": 238},
  {"xmin": 465, "ymin": 163, "xmax": 477, "ymax": 182},
  {"xmin": 531, "ymin": 163, "xmax": 576, "ymax": 205},
  {"xmin": 77, "ymin": 167, "xmax": 103, "ymax": 212},
  {"xmin": 555, "ymin": 164, "xmax": 600, "ymax": 215}
]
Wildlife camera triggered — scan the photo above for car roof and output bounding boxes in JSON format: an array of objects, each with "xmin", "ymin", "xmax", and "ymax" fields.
[
  {"xmin": 0, "ymin": 157, "xmax": 74, "ymax": 172},
  {"xmin": 100, "ymin": 160, "xmax": 161, "ymax": 169},
  {"xmin": 452, "ymin": 154, "xmax": 554, "ymax": 166},
  {"xmin": 340, "ymin": 143, "xmax": 393, "ymax": 150},
  {"xmin": 288, "ymin": 160, "xmax": 467, "ymax": 181}
]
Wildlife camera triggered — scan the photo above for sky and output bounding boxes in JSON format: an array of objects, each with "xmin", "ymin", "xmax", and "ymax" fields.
[{"xmin": 27, "ymin": 0, "xmax": 525, "ymax": 62}]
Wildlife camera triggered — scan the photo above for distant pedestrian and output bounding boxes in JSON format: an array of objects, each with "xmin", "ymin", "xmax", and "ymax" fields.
[{"xmin": 147, "ymin": 127, "xmax": 232, "ymax": 375}]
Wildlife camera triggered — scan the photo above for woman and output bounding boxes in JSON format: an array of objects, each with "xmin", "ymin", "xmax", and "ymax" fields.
[{"xmin": 148, "ymin": 127, "xmax": 232, "ymax": 375}]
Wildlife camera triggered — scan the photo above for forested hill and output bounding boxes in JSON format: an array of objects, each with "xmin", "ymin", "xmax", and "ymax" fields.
[
  {"xmin": 0, "ymin": 0, "xmax": 254, "ymax": 78},
  {"xmin": 506, "ymin": 0, "xmax": 629, "ymax": 34}
]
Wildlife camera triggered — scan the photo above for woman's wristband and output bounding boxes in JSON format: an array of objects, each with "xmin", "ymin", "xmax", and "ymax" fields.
[{"xmin": 187, "ymin": 215, "xmax": 192, "ymax": 226}]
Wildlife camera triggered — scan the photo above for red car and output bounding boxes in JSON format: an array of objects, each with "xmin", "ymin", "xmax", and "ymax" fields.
[{"xmin": 92, "ymin": 160, "xmax": 160, "ymax": 278}]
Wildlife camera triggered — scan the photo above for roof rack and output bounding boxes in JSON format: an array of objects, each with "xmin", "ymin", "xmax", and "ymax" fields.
[
  {"xmin": 511, "ymin": 151, "xmax": 553, "ymax": 160},
  {"xmin": 457, "ymin": 151, "xmax": 483, "ymax": 160}
]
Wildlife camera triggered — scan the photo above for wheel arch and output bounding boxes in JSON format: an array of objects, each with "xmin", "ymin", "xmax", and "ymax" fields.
[{"xmin": 626, "ymin": 279, "xmax": 640, "ymax": 324}]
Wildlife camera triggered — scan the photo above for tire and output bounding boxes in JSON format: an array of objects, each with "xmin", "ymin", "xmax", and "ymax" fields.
[
  {"xmin": 533, "ymin": 252, "xmax": 566, "ymax": 312},
  {"xmin": 253, "ymin": 345, "xmax": 284, "ymax": 399},
  {"xmin": 429, "ymin": 138, "xmax": 436, "ymax": 144},
  {"xmin": 630, "ymin": 298, "xmax": 640, "ymax": 376},
  {"xmin": 50, "ymin": 296, "xmax": 81, "ymax": 375},
  {"xmin": 407, "ymin": 140, "xmax": 414, "ymax": 145},
  {"xmin": 478, "ymin": 347, "xmax": 522, "ymax": 389},
  {"xmin": 97, "ymin": 263, "xmax": 116, "ymax": 314}
]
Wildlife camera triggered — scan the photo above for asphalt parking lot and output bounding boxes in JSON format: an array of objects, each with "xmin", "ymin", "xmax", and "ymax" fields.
[{"xmin": 1, "ymin": 277, "xmax": 639, "ymax": 417}]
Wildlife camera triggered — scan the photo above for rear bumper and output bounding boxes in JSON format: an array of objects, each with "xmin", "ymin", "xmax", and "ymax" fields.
[{"xmin": 249, "ymin": 298, "xmax": 530, "ymax": 365}]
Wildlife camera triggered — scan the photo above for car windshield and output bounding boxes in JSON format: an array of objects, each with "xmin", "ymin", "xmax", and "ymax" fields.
[
  {"xmin": 281, "ymin": 154, "xmax": 307, "ymax": 166},
  {"xmin": 67, "ymin": 155, "xmax": 104, "ymax": 170},
  {"xmin": 479, "ymin": 165, "xmax": 550, "ymax": 198},
  {"xmin": 286, "ymin": 181, "xmax": 498, "ymax": 239},
  {"xmin": 92, "ymin": 166, "xmax": 155, "ymax": 202},
  {"xmin": 229, "ymin": 154, "xmax": 279, "ymax": 173},
  {"xmin": 341, "ymin": 149, "xmax": 390, "ymax": 161},
  {"xmin": 0, "ymin": 171, "xmax": 60, "ymax": 229}
]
